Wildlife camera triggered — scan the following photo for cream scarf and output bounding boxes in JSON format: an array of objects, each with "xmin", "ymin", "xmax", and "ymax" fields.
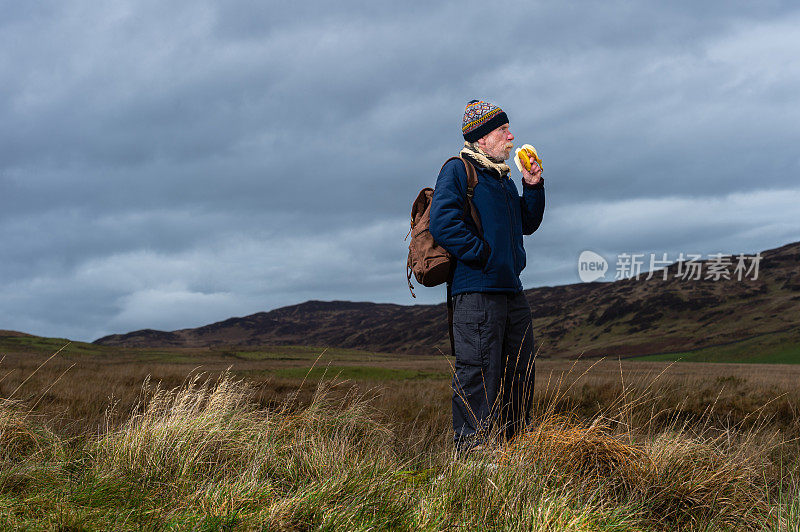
[{"xmin": 460, "ymin": 141, "xmax": 511, "ymax": 178}]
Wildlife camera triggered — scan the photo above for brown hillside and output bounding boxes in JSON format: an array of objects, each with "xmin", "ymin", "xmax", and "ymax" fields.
[{"xmin": 94, "ymin": 241, "xmax": 800, "ymax": 358}]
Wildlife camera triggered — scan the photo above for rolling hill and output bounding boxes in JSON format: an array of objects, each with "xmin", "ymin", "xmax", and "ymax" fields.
[{"xmin": 93, "ymin": 241, "xmax": 800, "ymax": 361}]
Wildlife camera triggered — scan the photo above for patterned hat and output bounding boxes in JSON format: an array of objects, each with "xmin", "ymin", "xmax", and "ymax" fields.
[{"xmin": 462, "ymin": 99, "xmax": 509, "ymax": 142}]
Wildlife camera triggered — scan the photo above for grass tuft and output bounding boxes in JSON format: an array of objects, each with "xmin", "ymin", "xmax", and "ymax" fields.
[{"xmin": 0, "ymin": 359, "xmax": 798, "ymax": 529}]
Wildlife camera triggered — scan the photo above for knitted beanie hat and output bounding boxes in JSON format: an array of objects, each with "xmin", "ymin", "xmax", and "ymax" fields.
[{"xmin": 462, "ymin": 99, "xmax": 509, "ymax": 142}]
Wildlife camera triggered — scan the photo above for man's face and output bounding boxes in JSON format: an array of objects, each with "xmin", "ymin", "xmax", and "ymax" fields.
[{"xmin": 478, "ymin": 123, "xmax": 514, "ymax": 161}]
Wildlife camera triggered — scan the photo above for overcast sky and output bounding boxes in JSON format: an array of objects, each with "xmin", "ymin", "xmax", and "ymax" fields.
[{"xmin": 2, "ymin": 1, "xmax": 799, "ymax": 341}]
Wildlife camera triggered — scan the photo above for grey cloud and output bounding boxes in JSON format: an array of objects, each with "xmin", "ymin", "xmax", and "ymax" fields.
[{"xmin": 1, "ymin": 0, "xmax": 799, "ymax": 340}]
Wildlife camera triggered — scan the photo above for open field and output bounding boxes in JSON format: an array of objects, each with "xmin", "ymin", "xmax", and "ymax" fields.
[
  {"xmin": 2, "ymin": 336, "xmax": 800, "ymax": 529},
  {"xmin": 634, "ymin": 329, "xmax": 800, "ymax": 364},
  {"xmin": 4, "ymin": 335, "xmax": 800, "ymax": 430}
]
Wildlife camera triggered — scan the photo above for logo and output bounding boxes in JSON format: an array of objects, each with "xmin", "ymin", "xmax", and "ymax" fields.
[{"xmin": 578, "ymin": 250, "xmax": 608, "ymax": 282}]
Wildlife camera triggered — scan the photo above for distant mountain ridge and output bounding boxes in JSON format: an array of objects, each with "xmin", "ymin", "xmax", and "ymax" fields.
[{"xmin": 94, "ymin": 241, "xmax": 800, "ymax": 359}]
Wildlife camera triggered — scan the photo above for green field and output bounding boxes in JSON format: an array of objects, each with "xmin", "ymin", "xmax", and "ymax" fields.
[
  {"xmin": 0, "ymin": 336, "xmax": 410, "ymax": 364},
  {"xmin": 6, "ymin": 329, "xmax": 800, "ymax": 366},
  {"xmin": 0, "ymin": 334, "xmax": 106, "ymax": 355},
  {"xmin": 634, "ymin": 329, "xmax": 800, "ymax": 363}
]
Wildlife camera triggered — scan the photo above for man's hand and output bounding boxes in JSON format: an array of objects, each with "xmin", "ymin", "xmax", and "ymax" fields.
[{"xmin": 521, "ymin": 159, "xmax": 542, "ymax": 186}]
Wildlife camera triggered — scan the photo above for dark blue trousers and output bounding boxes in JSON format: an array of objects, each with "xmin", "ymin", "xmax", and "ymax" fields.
[{"xmin": 451, "ymin": 291, "xmax": 535, "ymax": 451}]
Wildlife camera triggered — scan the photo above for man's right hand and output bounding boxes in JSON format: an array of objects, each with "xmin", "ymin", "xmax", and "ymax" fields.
[{"xmin": 522, "ymin": 160, "xmax": 543, "ymax": 186}]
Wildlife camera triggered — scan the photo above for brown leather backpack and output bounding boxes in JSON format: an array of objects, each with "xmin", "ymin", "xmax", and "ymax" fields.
[
  {"xmin": 405, "ymin": 157, "xmax": 482, "ymax": 355},
  {"xmin": 406, "ymin": 156, "xmax": 482, "ymax": 296}
]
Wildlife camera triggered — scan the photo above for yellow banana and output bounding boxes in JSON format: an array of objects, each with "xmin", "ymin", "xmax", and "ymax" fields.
[
  {"xmin": 518, "ymin": 149, "xmax": 530, "ymax": 170},
  {"xmin": 514, "ymin": 144, "xmax": 542, "ymax": 173}
]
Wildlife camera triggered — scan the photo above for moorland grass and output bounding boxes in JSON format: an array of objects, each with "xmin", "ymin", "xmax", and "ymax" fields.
[
  {"xmin": 1, "ymin": 365, "xmax": 799, "ymax": 531},
  {"xmin": 272, "ymin": 365, "xmax": 449, "ymax": 381}
]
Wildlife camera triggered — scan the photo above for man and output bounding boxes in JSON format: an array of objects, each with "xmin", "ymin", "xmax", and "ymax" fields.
[{"xmin": 430, "ymin": 99, "xmax": 545, "ymax": 454}]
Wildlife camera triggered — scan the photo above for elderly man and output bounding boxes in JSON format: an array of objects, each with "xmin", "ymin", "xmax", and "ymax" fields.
[{"xmin": 430, "ymin": 99, "xmax": 545, "ymax": 454}]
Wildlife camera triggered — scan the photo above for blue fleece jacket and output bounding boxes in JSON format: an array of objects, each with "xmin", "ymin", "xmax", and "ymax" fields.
[{"xmin": 429, "ymin": 158, "xmax": 545, "ymax": 295}]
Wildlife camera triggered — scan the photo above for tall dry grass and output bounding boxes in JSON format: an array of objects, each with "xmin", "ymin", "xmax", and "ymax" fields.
[{"xmin": 1, "ymin": 363, "xmax": 798, "ymax": 530}]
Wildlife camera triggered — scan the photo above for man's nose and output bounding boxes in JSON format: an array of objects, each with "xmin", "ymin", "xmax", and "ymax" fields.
[{"xmin": 508, "ymin": 132, "xmax": 514, "ymax": 140}]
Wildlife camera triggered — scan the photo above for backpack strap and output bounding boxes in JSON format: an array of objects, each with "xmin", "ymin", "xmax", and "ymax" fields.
[
  {"xmin": 439, "ymin": 157, "xmax": 483, "ymax": 235},
  {"xmin": 407, "ymin": 263, "xmax": 416, "ymax": 299},
  {"xmin": 447, "ymin": 281, "xmax": 454, "ymax": 356},
  {"xmin": 438, "ymin": 156, "xmax": 483, "ymax": 357}
]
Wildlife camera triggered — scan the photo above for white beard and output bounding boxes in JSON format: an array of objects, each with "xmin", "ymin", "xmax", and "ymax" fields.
[
  {"xmin": 461, "ymin": 142, "xmax": 511, "ymax": 177},
  {"xmin": 468, "ymin": 141, "xmax": 510, "ymax": 163}
]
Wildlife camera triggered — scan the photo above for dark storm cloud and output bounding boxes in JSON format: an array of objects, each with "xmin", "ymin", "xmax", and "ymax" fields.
[{"xmin": 1, "ymin": 0, "xmax": 799, "ymax": 340}]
